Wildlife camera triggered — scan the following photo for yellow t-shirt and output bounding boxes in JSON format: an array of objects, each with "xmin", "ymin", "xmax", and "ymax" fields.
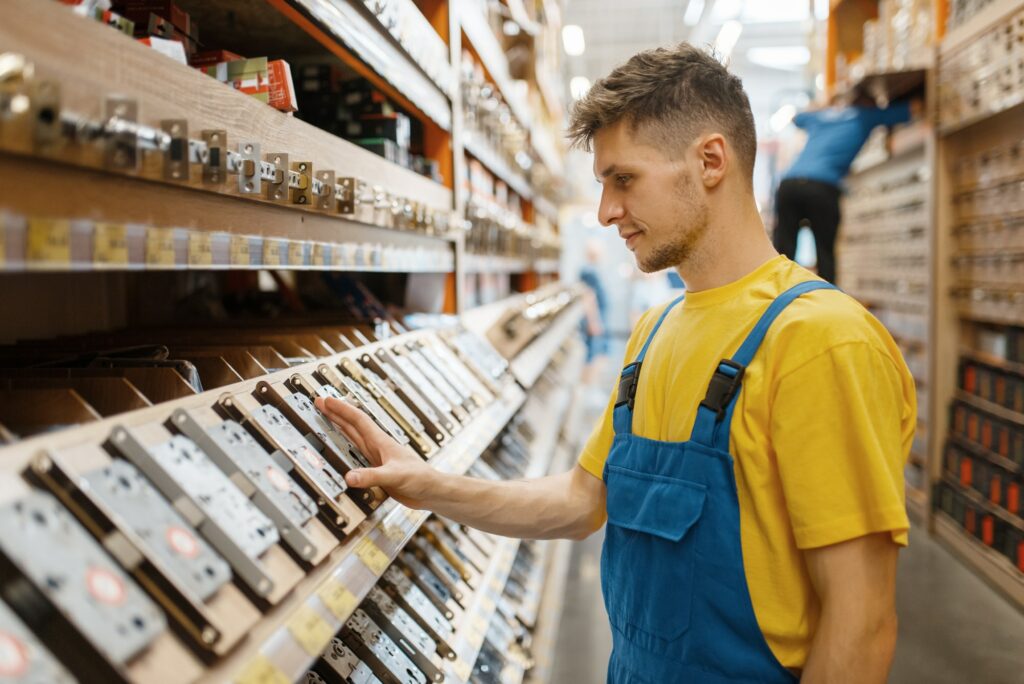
[{"xmin": 579, "ymin": 255, "xmax": 914, "ymax": 669}]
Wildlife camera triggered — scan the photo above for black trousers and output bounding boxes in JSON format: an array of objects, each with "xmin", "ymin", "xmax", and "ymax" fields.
[{"xmin": 772, "ymin": 178, "xmax": 842, "ymax": 284}]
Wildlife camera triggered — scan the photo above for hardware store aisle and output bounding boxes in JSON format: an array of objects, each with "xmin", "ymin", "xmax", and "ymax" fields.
[{"xmin": 551, "ymin": 521, "xmax": 1024, "ymax": 683}]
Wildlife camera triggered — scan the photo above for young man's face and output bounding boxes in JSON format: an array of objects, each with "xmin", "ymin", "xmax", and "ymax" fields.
[{"xmin": 593, "ymin": 121, "xmax": 709, "ymax": 273}]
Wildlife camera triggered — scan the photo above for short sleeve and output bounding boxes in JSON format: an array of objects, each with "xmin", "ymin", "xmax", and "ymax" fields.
[
  {"xmin": 771, "ymin": 341, "xmax": 914, "ymax": 549},
  {"xmin": 578, "ymin": 382, "xmax": 618, "ymax": 479},
  {"xmin": 864, "ymin": 101, "xmax": 911, "ymax": 128},
  {"xmin": 792, "ymin": 111, "xmax": 817, "ymax": 130}
]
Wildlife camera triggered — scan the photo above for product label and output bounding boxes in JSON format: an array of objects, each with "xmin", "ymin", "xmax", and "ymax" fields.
[
  {"xmin": 235, "ymin": 654, "xmax": 289, "ymax": 684},
  {"xmin": 146, "ymin": 227, "xmax": 176, "ymax": 266},
  {"xmin": 287, "ymin": 240, "xmax": 304, "ymax": 266},
  {"xmin": 287, "ymin": 604, "xmax": 334, "ymax": 656},
  {"xmin": 263, "ymin": 239, "xmax": 284, "ymax": 266},
  {"xmin": 188, "ymin": 231, "xmax": 213, "ymax": 266},
  {"xmin": 27, "ymin": 218, "xmax": 70, "ymax": 263},
  {"xmin": 355, "ymin": 537, "xmax": 389, "ymax": 576},
  {"xmin": 230, "ymin": 235, "xmax": 252, "ymax": 266},
  {"xmin": 94, "ymin": 222, "xmax": 128, "ymax": 265},
  {"xmin": 318, "ymin": 579, "xmax": 358, "ymax": 620}
]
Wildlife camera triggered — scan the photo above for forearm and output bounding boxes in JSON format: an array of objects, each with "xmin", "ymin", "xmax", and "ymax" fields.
[
  {"xmin": 800, "ymin": 606, "xmax": 897, "ymax": 684},
  {"xmin": 417, "ymin": 468, "xmax": 606, "ymax": 540}
]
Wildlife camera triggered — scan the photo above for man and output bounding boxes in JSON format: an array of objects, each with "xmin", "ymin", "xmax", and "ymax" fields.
[
  {"xmin": 580, "ymin": 238, "xmax": 610, "ymax": 382},
  {"xmin": 773, "ymin": 94, "xmax": 914, "ymax": 283},
  {"xmin": 316, "ymin": 43, "xmax": 914, "ymax": 683}
]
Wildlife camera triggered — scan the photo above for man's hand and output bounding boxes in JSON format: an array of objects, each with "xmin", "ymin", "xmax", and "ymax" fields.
[
  {"xmin": 315, "ymin": 395, "xmax": 608, "ymax": 540},
  {"xmin": 800, "ymin": 532, "xmax": 899, "ymax": 684},
  {"xmin": 314, "ymin": 396, "xmax": 435, "ymax": 509}
]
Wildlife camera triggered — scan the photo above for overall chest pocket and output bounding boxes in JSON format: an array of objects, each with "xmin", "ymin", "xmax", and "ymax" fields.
[{"xmin": 601, "ymin": 464, "xmax": 706, "ymax": 642}]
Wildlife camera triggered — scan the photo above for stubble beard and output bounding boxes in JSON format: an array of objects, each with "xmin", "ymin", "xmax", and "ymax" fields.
[{"xmin": 635, "ymin": 174, "xmax": 710, "ymax": 273}]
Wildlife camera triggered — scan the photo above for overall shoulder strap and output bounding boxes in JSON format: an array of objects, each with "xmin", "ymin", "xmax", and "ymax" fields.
[
  {"xmin": 612, "ymin": 294, "xmax": 686, "ymax": 435},
  {"xmin": 689, "ymin": 281, "xmax": 838, "ymax": 449}
]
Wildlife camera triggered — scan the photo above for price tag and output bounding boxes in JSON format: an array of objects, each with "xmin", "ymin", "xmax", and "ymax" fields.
[
  {"xmin": 27, "ymin": 218, "xmax": 70, "ymax": 263},
  {"xmin": 146, "ymin": 227, "xmax": 176, "ymax": 266},
  {"xmin": 378, "ymin": 522, "xmax": 405, "ymax": 544},
  {"xmin": 332, "ymin": 244, "xmax": 346, "ymax": 267},
  {"xmin": 230, "ymin": 235, "xmax": 251, "ymax": 266},
  {"xmin": 312, "ymin": 242, "xmax": 328, "ymax": 266},
  {"xmin": 92, "ymin": 222, "xmax": 128, "ymax": 265},
  {"xmin": 287, "ymin": 604, "xmax": 334, "ymax": 657},
  {"xmin": 355, "ymin": 537, "xmax": 389, "ymax": 576},
  {"xmin": 318, "ymin": 579, "xmax": 358, "ymax": 620},
  {"xmin": 287, "ymin": 240, "xmax": 305, "ymax": 266},
  {"xmin": 188, "ymin": 231, "xmax": 213, "ymax": 266},
  {"xmin": 235, "ymin": 654, "xmax": 289, "ymax": 684},
  {"xmin": 263, "ymin": 239, "xmax": 283, "ymax": 266}
]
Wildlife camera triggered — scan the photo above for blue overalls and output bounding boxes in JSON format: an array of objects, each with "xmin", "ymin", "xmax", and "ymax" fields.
[{"xmin": 601, "ymin": 281, "xmax": 836, "ymax": 683}]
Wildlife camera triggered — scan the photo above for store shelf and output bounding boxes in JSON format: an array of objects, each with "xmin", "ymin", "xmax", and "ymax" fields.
[
  {"xmin": 838, "ymin": 66, "xmax": 929, "ymax": 106},
  {"xmin": 510, "ymin": 300, "xmax": 585, "ymax": 389},
  {"xmin": 948, "ymin": 434, "xmax": 1022, "ymax": 478},
  {"xmin": 941, "ymin": 0, "xmax": 1024, "ymax": 55},
  {"xmin": 278, "ymin": 0, "xmax": 451, "ymax": 130},
  {"xmin": 934, "ymin": 511, "xmax": 1024, "ymax": 608},
  {"xmin": 205, "ymin": 380, "xmax": 528, "ymax": 684},
  {"xmin": 956, "ymin": 390, "xmax": 1024, "ymax": 428},
  {"xmin": 959, "ymin": 349, "xmax": 1024, "ymax": 379},
  {"xmin": 533, "ymin": 196, "xmax": 560, "ymax": 225},
  {"xmin": 463, "ymin": 254, "xmax": 532, "ymax": 274},
  {"xmin": 0, "ymin": 0, "xmax": 452, "ymax": 230},
  {"xmin": 457, "ymin": 0, "xmax": 532, "ymax": 138},
  {"xmin": 464, "ymin": 132, "xmax": 533, "ymax": 200},
  {"xmin": 942, "ymin": 476, "xmax": 1024, "ymax": 534},
  {"xmin": 523, "ymin": 536, "xmax": 572, "ymax": 684}
]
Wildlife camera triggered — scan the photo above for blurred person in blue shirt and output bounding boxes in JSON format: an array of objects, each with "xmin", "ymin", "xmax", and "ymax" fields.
[{"xmin": 773, "ymin": 94, "xmax": 919, "ymax": 283}]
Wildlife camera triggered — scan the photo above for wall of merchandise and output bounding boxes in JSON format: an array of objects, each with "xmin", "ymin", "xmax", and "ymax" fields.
[
  {"xmin": 831, "ymin": 0, "xmax": 1024, "ymax": 607},
  {"xmin": 0, "ymin": 0, "xmax": 582, "ymax": 682}
]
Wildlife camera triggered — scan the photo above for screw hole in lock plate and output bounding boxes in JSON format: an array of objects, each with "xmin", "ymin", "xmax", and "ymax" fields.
[
  {"xmin": 244, "ymin": 144, "xmax": 253, "ymax": 153},
  {"xmin": 245, "ymin": 182, "xmax": 253, "ymax": 192}
]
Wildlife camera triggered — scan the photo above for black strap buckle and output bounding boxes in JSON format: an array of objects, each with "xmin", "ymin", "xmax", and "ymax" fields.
[
  {"xmin": 700, "ymin": 359, "xmax": 746, "ymax": 419},
  {"xmin": 615, "ymin": 362, "xmax": 642, "ymax": 410}
]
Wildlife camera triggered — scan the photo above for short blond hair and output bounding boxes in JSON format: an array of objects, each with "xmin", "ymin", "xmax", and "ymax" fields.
[{"xmin": 567, "ymin": 43, "xmax": 757, "ymax": 181}]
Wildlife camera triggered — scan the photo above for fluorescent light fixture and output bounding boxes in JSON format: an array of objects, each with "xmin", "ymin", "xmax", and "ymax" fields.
[
  {"xmin": 769, "ymin": 104, "xmax": 797, "ymax": 132},
  {"xmin": 745, "ymin": 46, "xmax": 811, "ymax": 70},
  {"xmin": 570, "ymin": 76, "xmax": 592, "ymax": 100},
  {"xmin": 683, "ymin": 0, "xmax": 705, "ymax": 26},
  {"xmin": 713, "ymin": 20, "xmax": 743, "ymax": 61},
  {"xmin": 562, "ymin": 25, "xmax": 586, "ymax": 56}
]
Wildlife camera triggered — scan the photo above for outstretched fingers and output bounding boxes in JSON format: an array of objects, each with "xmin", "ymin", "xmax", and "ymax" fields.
[{"xmin": 316, "ymin": 397, "xmax": 384, "ymax": 455}]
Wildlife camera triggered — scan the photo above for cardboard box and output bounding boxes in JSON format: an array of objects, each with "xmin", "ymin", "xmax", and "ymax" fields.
[
  {"xmin": 114, "ymin": 1, "xmax": 192, "ymax": 38},
  {"xmin": 190, "ymin": 49, "xmax": 243, "ymax": 68},
  {"xmin": 267, "ymin": 60, "xmax": 298, "ymax": 113}
]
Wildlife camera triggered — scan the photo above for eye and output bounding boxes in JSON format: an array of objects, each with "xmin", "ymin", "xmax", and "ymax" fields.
[{"xmin": 615, "ymin": 174, "xmax": 632, "ymax": 186}]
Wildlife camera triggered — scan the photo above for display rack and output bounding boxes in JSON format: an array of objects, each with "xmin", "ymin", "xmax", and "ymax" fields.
[
  {"xmin": 833, "ymin": 0, "xmax": 1024, "ymax": 608},
  {"xmin": 0, "ymin": 0, "xmax": 577, "ymax": 681}
]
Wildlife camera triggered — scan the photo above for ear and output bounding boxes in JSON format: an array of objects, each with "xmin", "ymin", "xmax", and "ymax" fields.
[{"xmin": 696, "ymin": 133, "xmax": 727, "ymax": 188}]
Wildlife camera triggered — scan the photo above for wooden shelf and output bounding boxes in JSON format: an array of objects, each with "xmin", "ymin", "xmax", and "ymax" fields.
[
  {"xmin": 0, "ymin": 1, "xmax": 451, "ymax": 221},
  {"xmin": 272, "ymin": 0, "xmax": 451, "ymax": 130},
  {"xmin": 463, "ymin": 254, "xmax": 531, "ymax": 274},
  {"xmin": 948, "ymin": 434, "xmax": 1023, "ymax": 478},
  {"xmin": 457, "ymin": 0, "xmax": 532, "ymax": 139},
  {"xmin": 941, "ymin": 0, "xmax": 1024, "ymax": 56},
  {"xmin": 959, "ymin": 348, "xmax": 1024, "ymax": 379},
  {"xmin": 934, "ymin": 512, "xmax": 1024, "ymax": 610},
  {"xmin": 463, "ymin": 132, "xmax": 533, "ymax": 199},
  {"xmin": 956, "ymin": 390, "xmax": 1024, "ymax": 428},
  {"xmin": 839, "ymin": 66, "xmax": 930, "ymax": 106},
  {"xmin": 942, "ymin": 476, "xmax": 1024, "ymax": 534}
]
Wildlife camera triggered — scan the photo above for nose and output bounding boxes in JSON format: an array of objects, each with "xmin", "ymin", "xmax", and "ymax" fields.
[{"xmin": 598, "ymin": 188, "xmax": 625, "ymax": 227}]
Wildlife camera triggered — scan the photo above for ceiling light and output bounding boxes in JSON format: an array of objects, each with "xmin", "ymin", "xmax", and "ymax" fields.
[
  {"xmin": 570, "ymin": 76, "xmax": 591, "ymax": 100},
  {"xmin": 683, "ymin": 0, "xmax": 705, "ymax": 26},
  {"xmin": 562, "ymin": 25, "xmax": 586, "ymax": 56},
  {"xmin": 745, "ymin": 46, "xmax": 811, "ymax": 70},
  {"xmin": 769, "ymin": 104, "xmax": 797, "ymax": 132},
  {"xmin": 713, "ymin": 20, "xmax": 743, "ymax": 61}
]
